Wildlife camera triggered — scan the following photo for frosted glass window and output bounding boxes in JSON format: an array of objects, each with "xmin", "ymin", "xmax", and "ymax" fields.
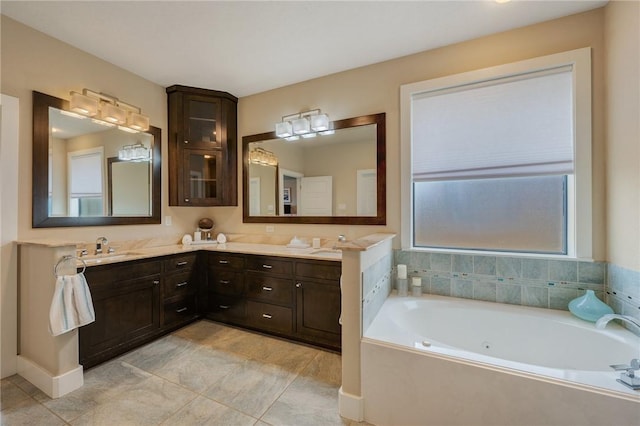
[
  {"xmin": 409, "ymin": 65, "xmax": 577, "ymax": 254},
  {"xmin": 69, "ymin": 151, "xmax": 103, "ymax": 195},
  {"xmin": 414, "ymin": 176, "xmax": 566, "ymax": 253}
]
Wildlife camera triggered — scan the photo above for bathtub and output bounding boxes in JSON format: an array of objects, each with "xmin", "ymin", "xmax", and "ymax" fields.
[{"xmin": 361, "ymin": 294, "xmax": 640, "ymax": 426}]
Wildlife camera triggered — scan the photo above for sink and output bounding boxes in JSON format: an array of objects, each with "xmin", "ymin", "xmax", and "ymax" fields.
[
  {"xmin": 310, "ymin": 248, "xmax": 341, "ymax": 257},
  {"xmin": 78, "ymin": 253, "xmax": 130, "ymax": 265}
]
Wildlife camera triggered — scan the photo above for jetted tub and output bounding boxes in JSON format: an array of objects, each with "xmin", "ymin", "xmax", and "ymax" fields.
[{"xmin": 361, "ymin": 294, "xmax": 640, "ymax": 425}]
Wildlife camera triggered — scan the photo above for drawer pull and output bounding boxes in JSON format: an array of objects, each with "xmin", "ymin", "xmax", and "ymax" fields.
[
  {"xmin": 262, "ymin": 264, "xmax": 273, "ymax": 269},
  {"xmin": 219, "ymin": 305, "xmax": 230, "ymax": 309},
  {"xmin": 296, "ymin": 282, "xmax": 302, "ymax": 288},
  {"xmin": 153, "ymin": 280, "xmax": 160, "ymax": 285},
  {"xmin": 176, "ymin": 261, "xmax": 188, "ymax": 267},
  {"xmin": 175, "ymin": 307, "xmax": 188, "ymax": 313},
  {"xmin": 176, "ymin": 281, "xmax": 188, "ymax": 288},
  {"xmin": 262, "ymin": 313, "xmax": 273, "ymax": 319},
  {"xmin": 219, "ymin": 280, "xmax": 230, "ymax": 285},
  {"xmin": 218, "ymin": 260, "xmax": 229, "ymax": 264},
  {"xmin": 262, "ymin": 286, "xmax": 273, "ymax": 291}
]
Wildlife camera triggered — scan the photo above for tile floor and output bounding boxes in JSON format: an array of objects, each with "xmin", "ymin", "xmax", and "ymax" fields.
[{"xmin": 1, "ymin": 320, "xmax": 368, "ymax": 425}]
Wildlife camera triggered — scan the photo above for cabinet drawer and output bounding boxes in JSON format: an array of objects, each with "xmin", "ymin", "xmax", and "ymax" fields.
[
  {"xmin": 245, "ymin": 256, "xmax": 293, "ymax": 276},
  {"xmin": 209, "ymin": 270, "xmax": 244, "ymax": 296},
  {"xmin": 209, "ymin": 253, "xmax": 245, "ymax": 270},
  {"xmin": 295, "ymin": 260, "xmax": 341, "ymax": 281},
  {"xmin": 246, "ymin": 301, "xmax": 293, "ymax": 334},
  {"xmin": 208, "ymin": 294, "xmax": 246, "ymax": 320},
  {"xmin": 246, "ymin": 273, "xmax": 293, "ymax": 306},
  {"xmin": 163, "ymin": 295, "xmax": 197, "ymax": 327},
  {"xmin": 85, "ymin": 260, "xmax": 162, "ymax": 286},
  {"xmin": 164, "ymin": 254, "xmax": 197, "ymax": 273},
  {"xmin": 164, "ymin": 271, "xmax": 196, "ymax": 299}
]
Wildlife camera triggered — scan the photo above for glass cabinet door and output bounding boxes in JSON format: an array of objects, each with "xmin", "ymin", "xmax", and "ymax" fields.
[
  {"xmin": 182, "ymin": 149, "xmax": 223, "ymax": 205},
  {"xmin": 185, "ymin": 97, "xmax": 221, "ymax": 148}
]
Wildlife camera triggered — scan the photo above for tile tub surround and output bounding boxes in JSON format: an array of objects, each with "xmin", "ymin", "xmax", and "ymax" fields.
[
  {"xmin": 362, "ymin": 253, "xmax": 393, "ymax": 333},
  {"xmin": 607, "ymin": 262, "xmax": 640, "ymax": 326},
  {"xmin": 393, "ymin": 250, "xmax": 625, "ymax": 314},
  {"xmin": 1, "ymin": 321, "xmax": 368, "ymax": 426}
]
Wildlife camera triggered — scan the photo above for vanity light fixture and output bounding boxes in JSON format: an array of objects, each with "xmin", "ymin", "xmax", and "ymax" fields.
[
  {"xmin": 67, "ymin": 88, "xmax": 150, "ymax": 132},
  {"xmin": 275, "ymin": 109, "xmax": 330, "ymax": 139},
  {"xmin": 249, "ymin": 147, "xmax": 278, "ymax": 166},
  {"xmin": 118, "ymin": 142, "xmax": 150, "ymax": 162}
]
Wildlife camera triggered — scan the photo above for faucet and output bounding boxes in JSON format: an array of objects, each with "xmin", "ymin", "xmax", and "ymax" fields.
[
  {"xmin": 95, "ymin": 236, "xmax": 108, "ymax": 255},
  {"xmin": 333, "ymin": 234, "xmax": 347, "ymax": 250},
  {"xmin": 595, "ymin": 314, "xmax": 640, "ymax": 334}
]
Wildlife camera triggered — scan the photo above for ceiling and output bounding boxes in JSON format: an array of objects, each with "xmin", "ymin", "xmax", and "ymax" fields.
[{"xmin": 2, "ymin": 1, "xmax": 607, "ymax": 98}]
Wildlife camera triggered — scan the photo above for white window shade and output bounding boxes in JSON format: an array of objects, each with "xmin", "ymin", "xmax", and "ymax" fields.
[
  {"xmin": 411, "ymin": 67, "xmax": 574, "ymax": 181},
  {"xmin": 70, "ymin": 152, "xmax": 103, "ymax": 195}
]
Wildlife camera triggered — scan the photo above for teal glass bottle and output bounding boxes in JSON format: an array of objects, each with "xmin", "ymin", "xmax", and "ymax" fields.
[{"xmin": 568, "ymin": 290, "xmax": 614, "ymax": 322}]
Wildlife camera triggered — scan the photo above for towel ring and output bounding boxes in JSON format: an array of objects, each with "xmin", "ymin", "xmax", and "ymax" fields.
[{"xmin": 54, "ymin": 255, "xmax": 86, "ymax": 278}]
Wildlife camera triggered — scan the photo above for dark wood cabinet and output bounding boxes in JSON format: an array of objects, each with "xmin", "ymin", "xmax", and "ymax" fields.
[
  {"xmin": 206, "ymin": 252, "xmax": 341, "ymax": 351},
  {"xmin": 295, "ymin": 260, "xmax": 342, "ymax": 348},
  {"xmin": 207, "ymin": 252, "xmax": 247, "ymax": 323},
  {"xmin": 79, "ymin": 253, "xmax": 202, "ymax": 369},
  {"xmin": 80, "ymin": 259, "xmax": 162, "ymax": 368},
  {"xmin": 161, "ymin": 253, "xmax": 199, "ymax": 329},
  {"xmin": 167, "ymin": 85, "xmax": 238, "ymax": 206}
]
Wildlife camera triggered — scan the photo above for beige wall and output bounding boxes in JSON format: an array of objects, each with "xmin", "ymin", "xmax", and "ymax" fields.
[
  {"xmin": 238, "ymin": 8, "xmax": 608, "ymax": 256},
  {"xmin": 604, "ymin": 1, "xmax": 640, "ymax": 271}
]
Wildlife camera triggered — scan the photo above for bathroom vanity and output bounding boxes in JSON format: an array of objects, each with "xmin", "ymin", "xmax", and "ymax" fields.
[{"xmin": 69, "ymin": 244, "xmax": 341, "ymax": 369}]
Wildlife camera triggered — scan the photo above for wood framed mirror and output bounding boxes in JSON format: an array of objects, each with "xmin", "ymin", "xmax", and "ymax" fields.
[
  {"xmin": 242, "ymin": 112, "xmax": 386, "ymax": 225},
  {"xmin": 32, "ymin": 91, "xmax": 161, "ymax": 227}
]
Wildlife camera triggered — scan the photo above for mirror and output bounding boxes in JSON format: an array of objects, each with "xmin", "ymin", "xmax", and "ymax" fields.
[
  {"xmin": 32, "ymin": 91, "xmax": 161, "ymax": 227},
  {"xmin": 243, "ymin": 113, "xmax": 385, "ymax": 225}
]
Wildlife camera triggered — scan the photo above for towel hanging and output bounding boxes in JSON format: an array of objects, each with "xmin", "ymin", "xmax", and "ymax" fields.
[{"xmin": 49, "ymin": 256, "xmax": 95, "ymax": 336}]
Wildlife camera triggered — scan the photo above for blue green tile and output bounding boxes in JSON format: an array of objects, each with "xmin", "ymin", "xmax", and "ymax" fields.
[
  {"xmin": 473, "ymin": 256, "xmax": 496, "ymax": 276},
  {"xmin": 496, "ymin": 283, "xmax": 521, "ymax": 305},
  {"xmin": 431, "ymin": 254, "xmax": 452, "ymax": 272},
  {"xmin": 453, "ymin": 255, "xmax": 473, "ymax": 273},
  {"xmin": 431, "ymin": 277, "xmax": 451, "ymax": 296},
  {"xmin": 496, "ymin": 257, "xmax": 522, "ymax": 278},
  {"xmin": 473, "ymin": 281, "xmax": 496, "ymax": 302},
  {"xmin": 549, "ymin": 288, "xmax": 578, "ymax": 310},
  {"xmin": 522, "ymin": 259, "xmax": 548, "ymax": 280},
  {"xmin": 549, "ymin": 260, "xmax": 577, "ymax": 282},
  {"xmin": 522, "ymin": 286, "xmax": 548, "ymax": 308},
  {"xmin": 578, "ymin": 261, "xmax": 605, "ymax": 285},
  {"xmin": 452, "ymin": 279, "xmax": 473, "ymax": 299}
]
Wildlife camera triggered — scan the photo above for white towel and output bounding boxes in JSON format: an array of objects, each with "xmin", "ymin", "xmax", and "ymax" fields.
[{"xmin": 49, "ymin": 273, "xmax": 95, "ymax": 336}]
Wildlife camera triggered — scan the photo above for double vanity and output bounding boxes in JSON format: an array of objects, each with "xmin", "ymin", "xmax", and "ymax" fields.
[
  {"xmin": 17, "ymin": 237, "xmax": 345, "ymax": 398},
  {"xmin": 77, "ymin": 241, "xmax": 342, "ymax": 369}
]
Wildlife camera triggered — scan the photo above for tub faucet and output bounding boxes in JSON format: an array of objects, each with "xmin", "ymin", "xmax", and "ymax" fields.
[
  {"xmin": 595, "ymin": 314, "xmax": 640, "ymax": 334},
  {"xmin": 95, "ymin": 236, "xmax": 108, "ymax": 255}
]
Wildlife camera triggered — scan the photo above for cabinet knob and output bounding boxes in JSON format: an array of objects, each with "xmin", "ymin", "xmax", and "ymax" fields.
[
  {"xmin": 184, "ymin": 198, "xmax": 190, "ymax": 203},
  {"xmin": 184, "ymin": 140, "xmax": 189, "ymax": 144},
  {"xmin": 296, "ymin": 282, "xmax": 302, "ymax": 288},
  {"xmin": 176, "ymin": 261, "xmax": 188, "ymax": 267},
  {"xmin": 176, "ymin": 307, "xmax": 188, "ymax": 313},
  {"xmin": 218, "ymin": 260, "xmax": 229, "ymax": 264},
  {"xmin": 262, "ymin": 313, "xmax": 273, "ymax": 319},
  {"xmin": 262, "ymin": 286, "xmax": 273, "ymax": 291},
  {"xmin": 219, "ymin": 305, "xmax": 230, "ymax": 310},
  {"xmin": 176, "ymin": 281, "xmax": 188, "ymax": 288},
  {"xmin": 153, "ymin": 280, "xmax": 160, "ymax": 285},
  {"xmin": 262, "ymin": 264, "xmax": 273, "ymax": 269},
  {"xmin": 219, "ymin": 280, "xmax": 230, "ymax": 285}
]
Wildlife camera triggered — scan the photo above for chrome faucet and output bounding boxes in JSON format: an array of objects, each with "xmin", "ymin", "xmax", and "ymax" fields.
[
  {"xmin": 95, "ymin": 236, "xmax": 108, "ymax": 255},
  {"xmin": 595, "ymin": 314, "xmax": 640, "ymax": 334}
]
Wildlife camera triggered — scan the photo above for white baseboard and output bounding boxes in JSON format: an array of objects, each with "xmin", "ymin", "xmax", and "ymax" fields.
[
  {"xmin": 339, "ymin": 387, "xmax": 364, "ymax": 421},
  {"xmin": 17, "ymin": 355, "xmax": 83, "ymax": 398}
]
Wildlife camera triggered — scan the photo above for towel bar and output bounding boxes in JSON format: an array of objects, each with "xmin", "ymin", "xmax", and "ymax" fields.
[{"xmin": 54, "ymin": 255, "xmax": 87, "ymax": 277}]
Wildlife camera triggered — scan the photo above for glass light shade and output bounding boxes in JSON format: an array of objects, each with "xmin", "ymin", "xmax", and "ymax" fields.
[
  {"xmin": 118, "ymin": 125, "xmax": 139, "ymax": 134},
  {"xmin": 285, "ymin": 135, "xmax": 300, "ymax": 142},
  {"xmin": 292, "ymin": 117, "xmax": 311, "ymax": 135},
  {"xmin": 128, "ymin": 112, "xmax": 150, "ymax": 131},
  {"xmin": 275, "ymin": 121, "xmax": 293, "ymax": 138},
  {"xmin": 310, "ymin": 113, "xmax": 329, "ymax": 131},
  {"xmin": 301, "ymin": 132, "xmax": 316, "ymax": 139},
  {"xmin": 100, "ymin": 102, "xmax": 127, "ymax": 124},
  {"xmin": 69, "ymin": 91, "xmax": 98, "ymax": 116}
]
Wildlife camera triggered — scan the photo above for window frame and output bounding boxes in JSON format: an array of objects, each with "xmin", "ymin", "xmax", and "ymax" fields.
[{"xmin": 400, "ymin": 48, "xmax": 592, "ymax": 259}]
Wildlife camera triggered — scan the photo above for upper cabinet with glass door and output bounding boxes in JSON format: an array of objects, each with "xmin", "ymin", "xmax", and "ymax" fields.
[{"xmin": 167, "ymin": 85, "xmax": 238, "ymax": 206}]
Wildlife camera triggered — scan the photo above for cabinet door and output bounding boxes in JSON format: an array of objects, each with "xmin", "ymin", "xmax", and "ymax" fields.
[
  {"xmin": 296, "ymin": 279, "xmax": 341, "ymax": 348},
  {"xmin": 79, "ymin": 275, "xmax": 161, "ymax": 368},
  {"xmin": 183, "ymin": 95, "xmax": 222, "ymax": 149},
  {"xmin": 181, "ymin": 148, "xmax": 223, "ymax": 205}
]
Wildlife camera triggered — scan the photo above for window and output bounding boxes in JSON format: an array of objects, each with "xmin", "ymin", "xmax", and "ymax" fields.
[
  {"xmin": 68, "ymin": 147, "xmax": 104, "ymax": 217},
  {"xmin": 401, "ymin": 48, "xmax": 592, "ymax": 257}
]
